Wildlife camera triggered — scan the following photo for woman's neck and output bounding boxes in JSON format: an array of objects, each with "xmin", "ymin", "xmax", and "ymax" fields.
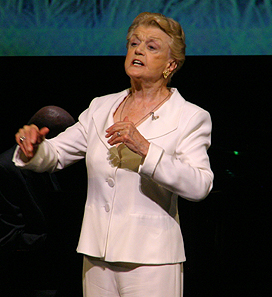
[{"xmin": 130, "ymin": 79, "xmax": 169, "ymax": 103}]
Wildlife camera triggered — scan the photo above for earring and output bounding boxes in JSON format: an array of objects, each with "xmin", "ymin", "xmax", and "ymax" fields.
[{"xmin": 163, "ymin": 70, "xmax": 170, "ymax": 79}]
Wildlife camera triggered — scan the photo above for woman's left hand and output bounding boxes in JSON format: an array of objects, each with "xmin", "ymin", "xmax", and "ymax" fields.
[{"xmin": 105, "ymin": 117, "xmax": 150, "ymax": 158}]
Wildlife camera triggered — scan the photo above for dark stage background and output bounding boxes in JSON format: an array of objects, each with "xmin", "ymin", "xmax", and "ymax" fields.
[{"xmin": 0, "ymin": 56, "xmax": 270, "ymax": 296}]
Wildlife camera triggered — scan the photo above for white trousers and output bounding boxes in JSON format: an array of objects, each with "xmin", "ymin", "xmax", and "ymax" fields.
[{"xmin": 83, "ymin": 256, "xmax": 183, "ymax": 297}]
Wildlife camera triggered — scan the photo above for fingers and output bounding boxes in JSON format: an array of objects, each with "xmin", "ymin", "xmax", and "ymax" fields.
[
  {"xmin": 15, "ymin": 125, "xmax": 35, "ymax": 157},
  {"xmin": 105, "ymin": 130, "xmax": 122, "ymax": 146},
  {"xmin": 105, "ymin": 120, "xmax": 150, "ymax": 157},
  {"xmin": 105, "ymin": 120, "xmax": 132, "ymax": 145},
  {"xmin": 106, "ymin": 121, "xmax": 125, "ymax": 138},
  {"xmin": 15, "ymin": 125, "xmax": 49, "ymax": 159},
  {"xmin": 38, "ymin": 127, "xmax": 50, "ymax": 143}
]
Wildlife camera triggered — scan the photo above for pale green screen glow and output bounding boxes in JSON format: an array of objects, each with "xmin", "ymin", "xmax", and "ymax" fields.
[{"xmin": 1, "ymin": 0, "xmax": 271, "ymax": 56}]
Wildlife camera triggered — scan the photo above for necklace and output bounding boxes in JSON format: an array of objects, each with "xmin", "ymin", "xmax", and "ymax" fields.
[{"xmin": 120, "ymin": 90, "xmax": 172, "ymax": 126}]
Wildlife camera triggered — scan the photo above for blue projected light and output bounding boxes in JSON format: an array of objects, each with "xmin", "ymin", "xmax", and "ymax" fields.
[{"xmin": 0, "ymin": 0, "xmax": 271, "ymax": 56}]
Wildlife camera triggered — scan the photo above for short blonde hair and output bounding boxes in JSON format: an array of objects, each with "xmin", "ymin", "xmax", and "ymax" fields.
[{"xmin": 126, "ymin": 12, "xmax": 186, "ymax": 77}]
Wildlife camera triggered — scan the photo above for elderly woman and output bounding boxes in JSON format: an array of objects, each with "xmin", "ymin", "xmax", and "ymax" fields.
[{"xmin": 14, "ymin": 12, "xmax": 213, "ymax": 297}]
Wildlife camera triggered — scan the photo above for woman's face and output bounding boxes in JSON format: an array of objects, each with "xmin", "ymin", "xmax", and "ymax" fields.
[{"xmin": 125, "ymin": 25, "xmax": 174, "ymax": 84}]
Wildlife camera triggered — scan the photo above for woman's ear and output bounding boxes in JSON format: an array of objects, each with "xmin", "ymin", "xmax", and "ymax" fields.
[
  {"xmin": 163, "ymin": 60, "xmax": 178, "ymax": 79},
  {"xmin": 168, "ymin": 60, "xmax": 178, "ymax": 72}
]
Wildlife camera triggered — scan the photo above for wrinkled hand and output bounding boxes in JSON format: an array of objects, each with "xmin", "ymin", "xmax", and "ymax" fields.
[
  {"xmin": 15, "ymin": 124, "xmax": 49, "ymax": 160},
  {"xmin": 105, "ymin": 117, "xmax": 150, "ymax": 158}
]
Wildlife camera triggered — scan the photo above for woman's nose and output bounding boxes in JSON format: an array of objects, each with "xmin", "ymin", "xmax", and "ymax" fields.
[{"xmin": 135, "ymin": 43, "xmax": 145, "ymax": 55}]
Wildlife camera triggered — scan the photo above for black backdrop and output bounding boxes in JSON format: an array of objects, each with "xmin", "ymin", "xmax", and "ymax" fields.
[{"xmin": 0, "ymin": 56, "xmax": 270, "ymax": 296}]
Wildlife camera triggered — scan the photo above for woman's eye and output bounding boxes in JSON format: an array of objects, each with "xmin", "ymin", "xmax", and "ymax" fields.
[
  {"xmin": 147, "ymin": 44, "xmax": 157, "ymax": 51},
  {"xmin": 130, "ymin": 39, "xmax": 139, "ymax": 47}
]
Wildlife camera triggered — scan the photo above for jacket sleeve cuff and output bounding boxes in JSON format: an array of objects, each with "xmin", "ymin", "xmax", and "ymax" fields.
[
  {"xmin": 139, "ymin": 142, "xmax": 164, "ymax": 178},
  {"xmin": 12, "ymin": 141, "xmax": 58, "ymax": 173}
]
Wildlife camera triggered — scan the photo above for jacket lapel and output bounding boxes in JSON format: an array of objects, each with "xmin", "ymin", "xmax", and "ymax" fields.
[
  {"xmin": 137, "ymin": 88, "xmax": 185, "ymax": 139},
  {"xmin": 93, "ymin": 90, "xmax": 129, "ymax": 149},
  {"xmin": 92, "ymin": 88, "xmax": 186, "ymax": 148}
]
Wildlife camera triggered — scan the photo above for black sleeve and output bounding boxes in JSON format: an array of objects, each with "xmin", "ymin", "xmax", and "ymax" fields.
[{"xmin": 0, "ymin": 162, "xmax": 47, "ymax": 252}]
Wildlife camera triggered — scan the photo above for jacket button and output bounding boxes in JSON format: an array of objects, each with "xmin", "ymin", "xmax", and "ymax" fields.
[
  {"xmin": 107, "ymin": 178, "xmax": 115, "ymax": 187},
  {"xmin": 105, "ymin": 203, "xmax": 110, "ymax": 212}
]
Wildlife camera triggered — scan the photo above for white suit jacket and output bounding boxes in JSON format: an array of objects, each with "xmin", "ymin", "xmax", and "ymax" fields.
[{"xmin": 14, "ymin": 88, "xmax": 213, "ymax": 264}]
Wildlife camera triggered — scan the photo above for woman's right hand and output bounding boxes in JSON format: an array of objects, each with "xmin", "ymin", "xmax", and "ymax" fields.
[{"xmin": 15, "ymin": 124, "xmax": 49, "ymax": 160}]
